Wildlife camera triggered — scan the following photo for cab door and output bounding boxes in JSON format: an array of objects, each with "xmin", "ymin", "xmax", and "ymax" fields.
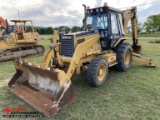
[
  {"xmin": 100, "ymin": 11, "xmax": 125, "ymax": 50},
  {"xmin": 110, "ymin": 11, "xmax": 121, "ymax": 48}
]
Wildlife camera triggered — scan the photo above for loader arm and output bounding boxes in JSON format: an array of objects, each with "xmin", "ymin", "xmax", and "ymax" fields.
[
  {"xmin": 66, "ymin": 34, "xmax": 100, "ymax": 79},
  {"xmin": 42, "ymin": 30, "xmax": 61, "ymax": 68},
  {"xmin": 42, "ymin": 48, "xmax": 55, "ymax": 68},
  {"xmin": 42, "ymin": 30, "xmax": 59, "ymax": 68}
]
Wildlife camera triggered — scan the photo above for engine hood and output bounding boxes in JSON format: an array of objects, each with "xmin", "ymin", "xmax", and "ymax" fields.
[{"xmin": 63, "ymin": 30, "xmax": 99, "ymax": 38}]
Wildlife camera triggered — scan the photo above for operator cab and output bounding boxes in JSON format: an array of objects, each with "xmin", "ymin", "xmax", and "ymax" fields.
[
  {"xmin": 8, "ymin": 20, "xmax": 41, "ymax": 43},
  {"xmin": 86, "ymin": 4, "xmax": 125, "ymax": 50},
  {"xmin": 11, "ymin": 20, "xmax": 36, "ymax": 41}
]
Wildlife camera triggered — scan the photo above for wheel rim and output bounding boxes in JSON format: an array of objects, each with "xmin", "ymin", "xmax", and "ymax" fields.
[
  {"xmin": 125, "ymin": 50, "xmax": 131, "ymax": 65},
  {"xmin": 97, "ymin": 64, "xmax": 106, "ymax": 81}
]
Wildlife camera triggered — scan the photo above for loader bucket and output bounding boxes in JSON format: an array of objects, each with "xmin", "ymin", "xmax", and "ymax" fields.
[{"xmin": 8, "ymin": 59, "xmax": 74, "ymax": 118}]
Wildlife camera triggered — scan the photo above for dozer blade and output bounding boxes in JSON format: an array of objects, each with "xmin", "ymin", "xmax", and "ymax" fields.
[{"xmin": 8, "ymin": 59, "xmax": 74, "ymax": 118}]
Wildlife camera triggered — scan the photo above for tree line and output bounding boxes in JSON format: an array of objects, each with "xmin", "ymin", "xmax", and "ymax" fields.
[
  {"xmin": 34, "ymin": 26, "xmax": 81, "ymax": 35},
  {"xmin": 131, "ymin": 14, "xmax": 160, "ymax": 34},
  {"xmin": 34, "ymin": 14, "xmax": 160, "ymax": 35}
]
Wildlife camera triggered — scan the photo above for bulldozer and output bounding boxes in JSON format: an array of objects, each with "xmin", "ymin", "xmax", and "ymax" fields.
[
  {"xmin": 8, "ymin": 3, "xmax": 155, "ymax": 118},
  {"xmin": 58, "ymin": 26, "xmax": 70, "ymax": 35},
  {"xmin": 49, "ymin": 26, "xmax": 69, "ymax": 41},
  {"xmin": 0, "ymin": 20, "xmax": 44, "ymax": 62},
  {"xmin": 58, "ymin": 26, "xmax": 70, "ymax": 40}
]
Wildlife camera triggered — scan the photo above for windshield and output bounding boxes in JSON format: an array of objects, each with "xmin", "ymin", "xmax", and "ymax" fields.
[{"xmin": 86, "ymin": 13, "xmax": 108, "ymax": 30}]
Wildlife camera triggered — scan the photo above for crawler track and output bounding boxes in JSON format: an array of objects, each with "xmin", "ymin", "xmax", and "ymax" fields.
[{"xmin": 0, "ymin": 45, "xmax": 45, "ymax": 62}]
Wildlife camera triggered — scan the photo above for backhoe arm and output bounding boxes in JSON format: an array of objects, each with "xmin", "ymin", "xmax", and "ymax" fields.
[
  {"xmin": 66, "ymin": 34, "xmax": 100, "ymax": 79},
  {"xmin": 122, "ymin": 7, "xmax": 141, "ymax": 54},
  {"xmin": 122, "ymin": 7, "xmax": 155, "ymax": 67},
  {"xmin": 122, "ymin": 7, "xmax": 138, "ymax": 46}
]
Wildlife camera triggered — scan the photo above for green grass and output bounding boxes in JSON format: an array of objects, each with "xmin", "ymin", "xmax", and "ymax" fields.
[
  {"xmin": 127, "ymin": 31, "xmax": 160, "ymax": 37},
  {"xmin": 0, "ymin": 36, "xmax": 160, "ymax": 120}
]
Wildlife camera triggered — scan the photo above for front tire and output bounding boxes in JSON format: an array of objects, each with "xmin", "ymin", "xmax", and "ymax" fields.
[{"xmin": 87, "ymin": 57, "xmax": 108, "ymax": 87}]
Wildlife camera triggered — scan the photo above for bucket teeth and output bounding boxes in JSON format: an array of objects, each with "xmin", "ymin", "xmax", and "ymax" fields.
[{"xmin": 8, "ymin": 59, "xmax": 75, "ymax": 118}]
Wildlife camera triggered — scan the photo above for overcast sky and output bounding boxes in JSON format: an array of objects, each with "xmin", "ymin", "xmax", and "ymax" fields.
[{"xmin": 0, "ymin": 0, "xmax": 160, "ymax": 28}]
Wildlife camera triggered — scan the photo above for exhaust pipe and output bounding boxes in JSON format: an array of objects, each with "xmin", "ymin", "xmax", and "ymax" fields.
[{"xmin": 82, "ymin": 4, "xmax": 87, "ymax": 31}]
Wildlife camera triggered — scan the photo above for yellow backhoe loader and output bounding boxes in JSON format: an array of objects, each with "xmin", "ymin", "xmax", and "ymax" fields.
[
  {"xmin": 0, "ymin": 20, "xmax": 44, "ymax": 62},
  {"xmin": 8, "ymin": 3, "xmax": 155, "ymax": 118}
]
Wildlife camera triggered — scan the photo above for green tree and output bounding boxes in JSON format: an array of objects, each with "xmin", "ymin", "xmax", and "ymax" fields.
[
  {"xmin": 127, "ymin": 23, "xmax": 143, "ymax": 34},
  {"xmin": 46, "ymin": 27, "xmax": 53, "ymax": 34},
  {"xmin": 35, "ymin": 28, "xmax": 41, "ymax": 34},
  {"xmin": 144, "ymin": 15, "xmax": 160, "ymax": 34},
  {"xmin": 138, "ymin": 22, "xmax": 144, "ymax": 34},
  {"xmin": 54, "ymin": 27, "xmax": 59, "ymax": 30},
  {"xmin": 71, "ymin": 26, "xmax": 81, "ymax": 32},
  {"xmin": 40, "ymin": 27, "xmax": 46, "ymax": 34}
]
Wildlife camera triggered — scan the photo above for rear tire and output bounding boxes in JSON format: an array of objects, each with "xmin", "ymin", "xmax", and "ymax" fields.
[
  {"xmin": 114, "ymin": 43, "xmax": 132, "ymax": 71},
  {"xmin": 87, "ymin": 57, "xmax": 108, "ymax": 87}
]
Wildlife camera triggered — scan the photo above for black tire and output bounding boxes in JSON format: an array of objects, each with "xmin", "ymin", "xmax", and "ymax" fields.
[
  {"xmin": 36, "ymin": 46, "xmax": 45, "ymax": 54},
  {"xmin": 114, "ymin": 43, "xmax": 132, "ymax": 71},
  {"xmin": 87, "ymin": 57, "xmax": 108, "ymax": 87}
]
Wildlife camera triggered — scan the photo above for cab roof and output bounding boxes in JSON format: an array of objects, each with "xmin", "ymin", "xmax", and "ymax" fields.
[{"xmin": 87, "ymin": 6, "xmax": 122, "ymax": 14}]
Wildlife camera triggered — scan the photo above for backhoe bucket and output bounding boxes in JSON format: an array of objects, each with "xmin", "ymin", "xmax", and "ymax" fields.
[
  {"xmin": 132, "ymin": 45, "xmax": 142, "ymax": 54},
  {"xmin": 8, "ymin": 59, "xmax": 74, "ymax": 118}
]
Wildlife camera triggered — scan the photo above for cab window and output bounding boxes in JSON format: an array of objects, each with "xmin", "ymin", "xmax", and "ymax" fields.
[{"xmin": 111, "ymin": 13, "xmax": 119, "ymax": 34}]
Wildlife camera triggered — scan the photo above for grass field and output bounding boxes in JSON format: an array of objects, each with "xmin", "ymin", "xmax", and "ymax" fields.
[
  {"xmin": 127, "ymin": 31, "xmax": 160, "ymax": 38},
  {"xmin": 0, "ymin": 36, "xmax": 160, "ymax": 120}
]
